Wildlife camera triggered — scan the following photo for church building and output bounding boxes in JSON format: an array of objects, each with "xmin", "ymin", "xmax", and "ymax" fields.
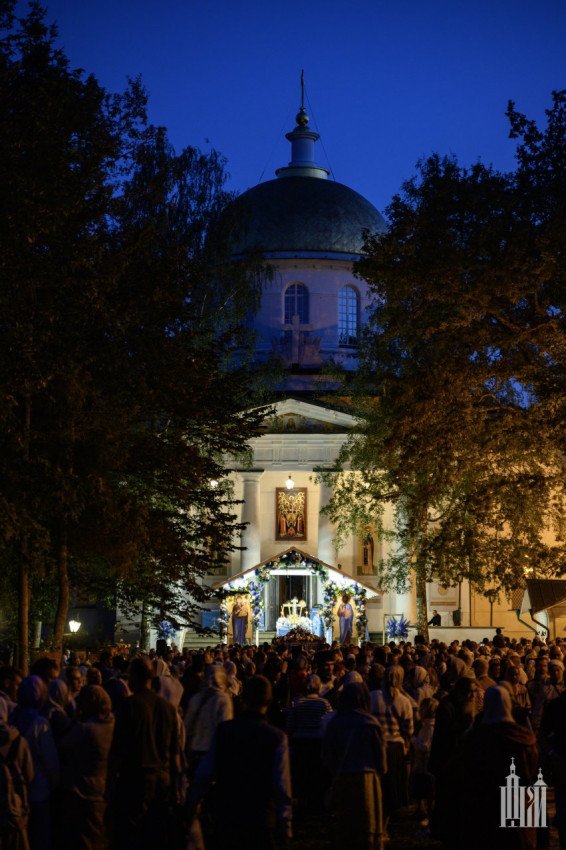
[{"xmin": 188, "ymin": 96, "xmax": 550, "ymax": 646}]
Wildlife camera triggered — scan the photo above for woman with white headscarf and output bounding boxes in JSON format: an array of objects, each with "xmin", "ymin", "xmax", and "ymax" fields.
[{"xmin": 184, "ymin": 666, "xmax": 233, "ymax": 779}]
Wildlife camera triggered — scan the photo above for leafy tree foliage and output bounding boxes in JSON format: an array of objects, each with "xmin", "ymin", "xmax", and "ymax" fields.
[
  {"xmin": 0, "ymin": 3, "xmax": 268, "ymax": 669},
  {"xmin": 321, "ymin": 92, "xmax": 566, "ymax": 636}
]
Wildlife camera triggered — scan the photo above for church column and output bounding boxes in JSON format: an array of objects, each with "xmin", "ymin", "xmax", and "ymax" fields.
[
  {"xmin": 317, "ymin": 477, "xmax": 335, "ymax": 568},
  {"xmin": 239, "ymin": 471, "xmax": 264, "ymax": 572}
]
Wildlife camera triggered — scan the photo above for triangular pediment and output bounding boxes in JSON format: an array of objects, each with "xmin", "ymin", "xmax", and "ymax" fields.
[
  {"xmin": 210, "ymin": 546, "xmax": 380, "ymax": 597},
  {"xmin": 259, "ymin": 397, "xmax": 356, "ymax": 434}
]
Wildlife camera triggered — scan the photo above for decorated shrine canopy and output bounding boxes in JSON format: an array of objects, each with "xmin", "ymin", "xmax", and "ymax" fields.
[
  {"xmin": 210, "ymin": 547, "xmax": 380, "ymax": 636},
  {"xmin": 210, "ymin": 547, "xmax": 380, "ymax": 597}
]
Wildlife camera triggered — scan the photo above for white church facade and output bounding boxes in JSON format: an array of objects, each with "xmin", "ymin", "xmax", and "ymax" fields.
[{"xmin": 189, "ymin": 98, "xmax": 550, "ymax": 646}]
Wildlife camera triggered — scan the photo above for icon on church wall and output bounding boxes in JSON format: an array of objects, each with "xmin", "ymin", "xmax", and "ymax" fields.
[
  {"xmin": 276, "ymin": 487, "xmax": 307, "ymax": 541},
  {"xmin": 356, "ymin": 532, "xmax": 377, "ymax": 576}
]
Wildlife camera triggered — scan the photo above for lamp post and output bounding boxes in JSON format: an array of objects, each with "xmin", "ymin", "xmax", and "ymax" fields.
[
  {"xmin": 485, "ymin": 589, "xmax": 498, "ymax": 627},
  {"xmin": 454, "ymin": 572, "xmax": 464, "ymax": 626}
]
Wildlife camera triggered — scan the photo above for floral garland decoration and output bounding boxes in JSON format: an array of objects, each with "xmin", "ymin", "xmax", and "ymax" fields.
[
  {"xmin": 248, "ymin": 564, "xmax": 272, "ymax": 630},
  {"xmin": 385, "ymin": 614, "xmax": 411, "ymax": 641},
  {"xmin": 351, "ymin": 583, "xmax": 368, "ymax": 637},
  {"xmin": 217, "ymin": 602, "xmax": 230, "ymax": 635},
  {"xmin": 156, "ymin": 620, "xmax": 176, "ymax": 641},
  {"xmin": 321, "ymin": 581, "xmax": 342, "ymax": 630}
]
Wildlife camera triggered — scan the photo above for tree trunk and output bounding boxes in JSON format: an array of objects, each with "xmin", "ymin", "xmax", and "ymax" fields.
[
  {"xmin": 140, "ymin": 601, "xmax": 150, "ymax": 651},
  {"xmin": 17, "ymin": 396, "xmax": 32, "ymax": 674},
  {"xmin": 415, "ymin": 558, "xmax": 429, "ymax": 643},
  {"xmin": 32, "ymin": 621, "xmax": 42, "ymax": 651},
  {"xmin": 51, "ymin": 521, "xmax": 69, "ymax": 667},
  {"xmin": 17, "ymin": 539, "xmax": 30, "ymax": 675},
  {"xmin": 415, "ymin": 508, "xmax": 430, "ymax": 643}
]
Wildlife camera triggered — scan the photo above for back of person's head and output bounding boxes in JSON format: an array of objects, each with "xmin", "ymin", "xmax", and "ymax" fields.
[
  {"xmin": 128, "ymin": 657, "xmax": 153, "ymax": 691},
  {"xmin": 367, "ymin": 663, "xmax": 385, "ymax": 692},
  {"xmin": 206, "ymin": 665, "xmax": 228, "ymax": 691},
  {"xmin": 482, "ymin": 685, "xmax": 515, "ymax": 724},
  {"xmin": 224, "ymin": 660, "xmax": 237, "ymax": 678},
  {"xmin": 263, "ymin": 654, "xmax": 282, "ymax": 681},
  {"xmin": 305, "ymin": 674, "xmax": 322, "ymax": 695},
  {"xmin": 0, "ymin": 665, "xmax": 22, "ymax": 690},
  {"xmin": 30, "ymin": 656, "xmax": 59, "ymax": 683},
  {"xmin": 452, "ymin": 676, "xmax": 476, "ymax": 708},
  {"xmin": 86, "ymin": 667, "xmax": 103, "ymax": 686},
  {"xmin": 18, "ymin": 675, "xmax": 47, "ymax": 709},
  {"xmin": 338, "ymin": 681, "xmax": 371, "ymax": 714},
  {"xmin": 190, "ymin": 654, "xmax": 205, "ymax": 674},
  {"xmin": 104, "ymin": 676, "xmax": 131, "ymax": 713},
  {"xmin": 343, "ymin": 671, "xmax": 364, "ymax": 685},
  {"xmin": 387, "ymin": 665, "xmax": 404, "ymax": 689},
  {"xmin": 78, "ymin": 685, "xmax": 113, "ymax": 720},
  {"xmin": 242, "ymin": 675, "xmax": 272, "ymax": 711},
  {"xmin": 474, "ymin": 657, "xmax": 489, "ymax": 676},
  {"xmin": 48, "ymin": 678, "xmax": 69, "ymax": 709}
]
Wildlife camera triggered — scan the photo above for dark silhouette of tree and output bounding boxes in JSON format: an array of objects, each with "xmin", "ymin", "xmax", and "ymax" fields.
[
  {"xmin": 0, "ymin": 2, "xmax": 268, "ymax": 670},
  {"xmin": 320, "ymin": 92, "xmax": 566, "ymax": 638}
]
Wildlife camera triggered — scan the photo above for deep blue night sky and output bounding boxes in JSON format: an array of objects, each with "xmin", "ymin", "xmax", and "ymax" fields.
[{"xmin": 15, "ymin": 0, "xmax": 566, "ymax": 216}]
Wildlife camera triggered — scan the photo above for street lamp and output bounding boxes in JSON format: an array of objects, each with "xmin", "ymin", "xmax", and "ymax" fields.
[
  {"xmin": 69, "ymin": 619, "xmax": 81, "ymax": 633},
  {"xmin": 456, "ymin": 572, "xmax": 464, "ymax": 611},
  {"xmin": 485, "ymin": 589, "xmax": 498, "ymax": 627},
  {"xmin": 453, "ymin": 572, "xmax": 464, "ymax": 626}
]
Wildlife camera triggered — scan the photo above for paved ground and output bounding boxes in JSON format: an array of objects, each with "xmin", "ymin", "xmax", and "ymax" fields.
[{"xmin": 292, "ymin": 797, "xmax": 561, "ymax": 850}]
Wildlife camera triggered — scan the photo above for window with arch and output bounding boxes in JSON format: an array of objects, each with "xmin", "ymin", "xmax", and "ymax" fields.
[
  {"xmin": 338, "ymin": 285, "xmax": 359, "ymax": 346},
  {"xmin": 284, "ymin": 283, "xmax": 309, "ymax": 324}
]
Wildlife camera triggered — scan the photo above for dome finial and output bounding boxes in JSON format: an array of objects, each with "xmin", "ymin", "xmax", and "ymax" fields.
[{"xmin": 296, "ymin": 69, "xmax": 309, "ymax": 127}]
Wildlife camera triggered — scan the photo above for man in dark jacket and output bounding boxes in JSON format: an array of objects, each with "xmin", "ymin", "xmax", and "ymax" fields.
[
  {"xmin": 188, "ymin": 674, "xmax": 292, "ymax": 850},
  {"xmin": 108, "ymin": 656, "xmax": 179, "ymax": 850}
]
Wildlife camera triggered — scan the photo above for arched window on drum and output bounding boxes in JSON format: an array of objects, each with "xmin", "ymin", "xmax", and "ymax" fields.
[
  {"xmin": 284, "ymin": 283, "xmax": 309, "ymax": 324},
  {"xmin": 338, "ymin": 285, "xmax": 359, "ymax": 347}
]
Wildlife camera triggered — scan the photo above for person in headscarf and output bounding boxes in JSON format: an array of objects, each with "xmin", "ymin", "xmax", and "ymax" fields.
[
  {"xmin": 62, "ymin": 666, "xmax": 83, "ymax": 718},
  {"xmin": 458, "ymin": 686, "xmax": 538, "ymax": 850},
  {"xmin": 370, "ymin": 665, "xmax": 414, "ymax": 834},
  {"xmin": 286, "ymin": 674, "xmax": 333, "ymax": 815},
  {"xmin": 500, "ymin": 662, "xmax": 532, "ymax": 728},
  {"xmin": 184, "ymin": 665, "xmax": 233, "ymax": 780},
  {"xmin": 223, "ymin": 660, "xmax": 242, "ymax": 698},
  {"xmin": 411, "ymin": 666, "xmax": 434, "ymax": 708},
  {"xmin": 13, "ymin": 676, "xmax": 59, "ymax": 850},
  {"xmin": 409, "ymin": 696, "xmax": 438, "ymax": 828},
  {"xmin": 0, "ymin": 696, "xmax": 34, "ymax": 850},
  {"xmin": 322, "ymin": 682, "xmax": 386, "ymax": 849},
  {"xmin": 58, "ymin": 686, "xmax": 115, "ymax": 850},
  {"xmin": 438, "ymin": 654, "xmax": 468, "ymax": 696},
  {"xmin": 102, "ymin": 677, "xmax": 130, "ymax": 716},
  {"xmin": 43, "ymin": 680, "xmax": 72, "ymax": 743},
  {"xmin": 152, "ymin": 658, "xmax": 183, "ymax": 710},
  {"xmin": 429, "ymin": 675, "xmax": 478, "ymax": 845}
]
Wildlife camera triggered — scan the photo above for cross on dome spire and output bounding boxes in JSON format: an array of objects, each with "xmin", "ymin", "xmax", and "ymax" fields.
[{"xmin": 275, "ymin": 72, "xmax": 329, "ymax": 180}]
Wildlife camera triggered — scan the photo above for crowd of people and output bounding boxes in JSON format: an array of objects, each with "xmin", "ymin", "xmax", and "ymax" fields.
[{"xmin": 0, "ymin": 630, "xmax": 565, "ymax": 850}]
